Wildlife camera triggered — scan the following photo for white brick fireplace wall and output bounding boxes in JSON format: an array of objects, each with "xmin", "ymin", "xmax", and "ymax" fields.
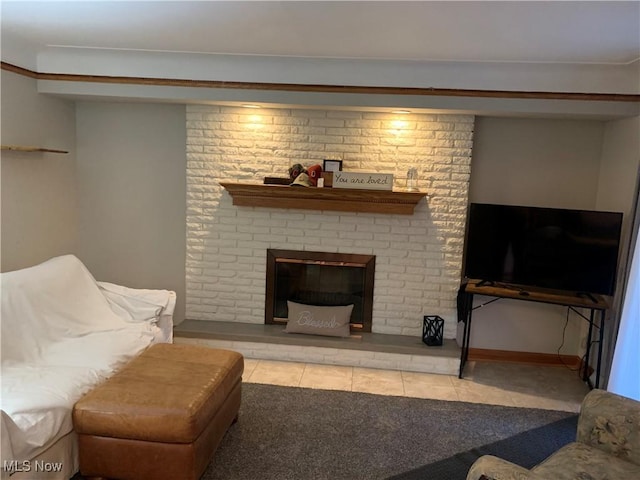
[{"xmin": 185, "ymin": 105, "xmax": 474, "ymax": 339}]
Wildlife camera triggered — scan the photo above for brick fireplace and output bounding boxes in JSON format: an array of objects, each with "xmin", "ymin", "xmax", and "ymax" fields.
[{"xmin": 185, "ymin": 105, "xmax": 474, "ymax": 339}]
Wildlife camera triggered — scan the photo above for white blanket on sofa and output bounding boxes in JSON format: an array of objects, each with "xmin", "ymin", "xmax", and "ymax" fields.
[{"xmin": 1, "ymin": 255, "xmax": 175, "ymax": 465}]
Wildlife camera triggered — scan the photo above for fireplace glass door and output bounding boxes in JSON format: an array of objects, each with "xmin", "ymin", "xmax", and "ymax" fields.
[{"xmin": 266, "ymin": 250, "xmax": 375, "ymax": 332}]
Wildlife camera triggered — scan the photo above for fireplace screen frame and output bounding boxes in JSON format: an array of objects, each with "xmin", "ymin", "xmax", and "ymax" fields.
[{"xmin": 265, "ymin": 249, "xmax": 375, "ymax": 333}]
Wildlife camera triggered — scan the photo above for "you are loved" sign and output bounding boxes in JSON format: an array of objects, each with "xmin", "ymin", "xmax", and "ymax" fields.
[{"xmin": 332, "ymin": 172, "xmax": 394, "ymax": 191}]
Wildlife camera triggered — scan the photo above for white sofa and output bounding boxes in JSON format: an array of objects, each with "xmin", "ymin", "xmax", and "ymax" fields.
[{"xmin": 1, "ymin": 255, "xmax": 176, "ymax": 480}]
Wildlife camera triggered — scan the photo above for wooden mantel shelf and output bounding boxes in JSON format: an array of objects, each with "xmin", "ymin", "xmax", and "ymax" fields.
[{"xmin": 220, "ymin": 182, "xmax": 427, "ymax": 214}]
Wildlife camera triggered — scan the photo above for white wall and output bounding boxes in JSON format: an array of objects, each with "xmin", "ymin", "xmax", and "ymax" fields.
[
  {"xmin": 75, "ymin": 102, "xmax": 187, "ymax": 322},
  {"xmin": 597, "ymin": 116, "xmax": 640, "ymax": 242},
  {"xmin": 467, "ymin": 117, "xmax": 607, "ymax": 354},
  {"xmin": 595, "ymin": 116, "xmax": 640, "ymax": 376},
  {"xmin": 0, "ymin": 75, "xmax": 188, "ymax": 323},
  {"xmin": 469, "ymin": 117, "xmax": 604, "ymax": 208},
  {"xmin": 596, "ymin": 115, "xmax": 640, "ymax": 319},
  {"xmin": 0, "ymin": 70, "xmax": 77, "ymax": 272}
]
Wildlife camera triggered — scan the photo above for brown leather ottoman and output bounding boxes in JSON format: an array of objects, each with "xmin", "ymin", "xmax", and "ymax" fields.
[{"xmin": 73, "ymin": 343, "xmax": 243, "ymax": 480}]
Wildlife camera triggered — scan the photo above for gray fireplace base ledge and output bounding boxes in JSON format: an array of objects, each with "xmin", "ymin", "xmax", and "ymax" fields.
[{"xmin": 173, "ymin": 319, "xmax": 460, "ymax": 374}]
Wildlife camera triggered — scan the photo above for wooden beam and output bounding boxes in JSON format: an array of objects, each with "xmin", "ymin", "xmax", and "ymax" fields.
[{"xmin": 3, "ymin": 61, "xmax": 639, "ymax": 103}]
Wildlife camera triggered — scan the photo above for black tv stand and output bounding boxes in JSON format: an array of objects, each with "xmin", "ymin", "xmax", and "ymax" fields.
[
  {"xmin": 577, "ymin": 291, "xmax": 599, "ymax": 304},
  {"xmin": 458, "ymin": 280, "xmax": 609, "ymax": 388}
]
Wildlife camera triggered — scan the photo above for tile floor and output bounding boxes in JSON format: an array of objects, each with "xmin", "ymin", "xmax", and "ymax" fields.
[{"xmin": 242, "ymin": 358, "xmax": 591, "ymax": 412}]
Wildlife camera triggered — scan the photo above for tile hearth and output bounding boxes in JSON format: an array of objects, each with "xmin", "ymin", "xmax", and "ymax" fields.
[
  {"xmin": 241, "ymin": 359, "xmax": 590, "ymax": 412},
  {"xmin": 174, "ymin": 321, "xmax": 590, "ymax": 412},
  {"xmin": 173, "ymin": 319, "xmax": 460, "ymax": 374}
]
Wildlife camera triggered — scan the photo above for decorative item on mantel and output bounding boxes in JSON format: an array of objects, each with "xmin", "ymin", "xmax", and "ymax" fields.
[
  {"xmin": 307, "ymin": 164, "xmax": 323, "ymax": 186},
  {"xmin": 288, "ymin": 163, "xmax": 306, "ymax": 182},
  {"xmin": 320, "ymin": 172, "xmax": 334, "ymax": 187},
  {"xmin": 332, "ymin": 172, "xmax": 394, "ymax": 191},
  {"xmin": 323, "ymin": 159, "xmax": 343, "ymax": 173},
  {"xmin": 406, "ymin": 167, "xmax": 419, "ymax": 192},
  {"xmin": 264, "ymin": 163, "xmax": 309, "ymax": 186},
  {"xmin": 290, "ymin": 172, "xmax": 312, "ymax": 187},
  {"xmin": 266, "ymin": 163, "xmax": 324, "ymax": 187},
  {"xmin": 263, "ymin": 177, "xmax": 290, "ymax": 185}
]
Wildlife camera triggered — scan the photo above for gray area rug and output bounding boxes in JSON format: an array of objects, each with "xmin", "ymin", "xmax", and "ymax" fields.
[
  {"xmin": 387, "ymin": 415, "xmax": 578, "ymax": 480},
  {"xmin": 202, "ymin": 383, "xmax": 577, "ymax": 480}
]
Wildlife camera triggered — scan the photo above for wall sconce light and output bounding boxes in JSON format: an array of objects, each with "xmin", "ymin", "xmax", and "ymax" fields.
[{"xmin": 390, "ymin": 119, "xmax": 409, "ymax": 130}]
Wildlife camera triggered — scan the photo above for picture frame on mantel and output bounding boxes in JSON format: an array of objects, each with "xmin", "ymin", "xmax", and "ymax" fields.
[{"xmin": 323, "ymin": 159, "xmax": 343, "ymax": 172}]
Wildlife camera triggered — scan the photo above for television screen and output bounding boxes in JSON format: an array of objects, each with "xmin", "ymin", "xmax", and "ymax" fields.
[{"xmin": 463, "ymin": 203, "xmax": 623, "ymax": 296}]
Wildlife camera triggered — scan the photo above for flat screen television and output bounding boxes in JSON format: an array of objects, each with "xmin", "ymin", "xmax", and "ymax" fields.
[{"xmin": 463, "ymin": 203, "xmax": 623, "ymax": 296}]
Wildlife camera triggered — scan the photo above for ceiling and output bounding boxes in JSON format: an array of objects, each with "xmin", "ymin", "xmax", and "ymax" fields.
[
  {"xmin": 2, "ymin": 1, "xmax": 639, "ymax": 119},
  {"xmin": 2, "ymin": 1, "xmax": 639, "ymax": 66}
]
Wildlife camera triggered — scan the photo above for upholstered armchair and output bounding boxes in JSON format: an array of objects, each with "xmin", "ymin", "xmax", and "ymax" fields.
[{"xmin": 466, "ymin": 389, "xmax": 640, "ymax": 480}]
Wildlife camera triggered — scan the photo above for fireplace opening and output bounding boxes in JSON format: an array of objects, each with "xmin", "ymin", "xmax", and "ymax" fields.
[{"xmin": 265, "ymin": 249, "xmax": 375, "ymax": 333}]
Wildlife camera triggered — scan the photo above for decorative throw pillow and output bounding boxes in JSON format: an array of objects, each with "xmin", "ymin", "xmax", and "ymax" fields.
[{"xmin": 285, "ymin": 301, "xmax": 354, "ymax": 338}]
